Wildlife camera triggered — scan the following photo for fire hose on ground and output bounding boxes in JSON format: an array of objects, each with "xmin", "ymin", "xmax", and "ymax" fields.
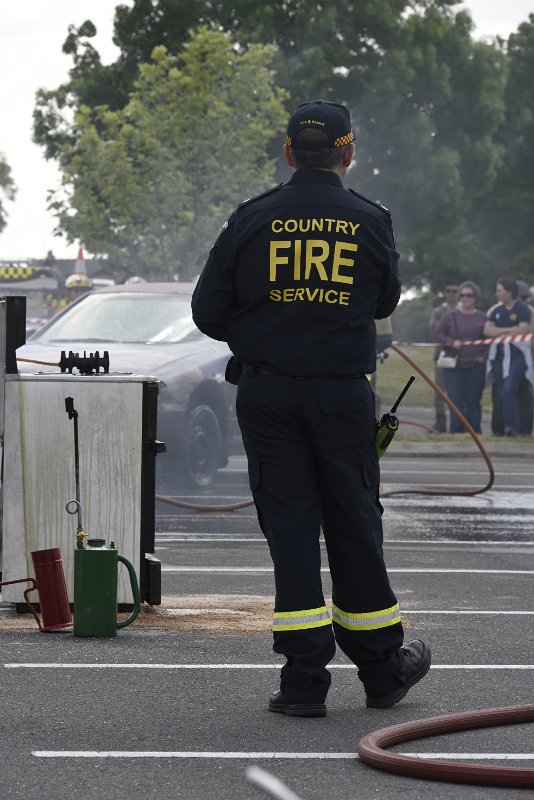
[{"xmin": 358, "ymin": 704, "xmax": 534, "ymax": 788}]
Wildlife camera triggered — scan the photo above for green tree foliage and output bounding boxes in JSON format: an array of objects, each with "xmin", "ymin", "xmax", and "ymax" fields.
[
  {"xmin": 476, "ymin": 14, "xmax": 534, "ymax": 287},
  {"xmin": 50, "ymin": 28, "xmax": 287, "ymax": 277},
  {"xmin": 351, "ymin": 4, "xmax": 507, "ymax": 291},
  {"xmin": 33, "ymin": 0, "xmax": 409, "ymax": 163},
  {"xmin": 33, "ymin": 20, "xmax": 132, "ymax": 162},
  {"xmin": 0, "ymin": 154, "xmax": 16, "ymax": 234},
  {"xmin": 33, "ymin": 1, "xmax": 534, "ymax": 289}
]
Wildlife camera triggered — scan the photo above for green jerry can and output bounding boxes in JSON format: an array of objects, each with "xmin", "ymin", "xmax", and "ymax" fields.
[{"xmin": 74, "ymin": 539, "xmax": 141, "ymax": 637}]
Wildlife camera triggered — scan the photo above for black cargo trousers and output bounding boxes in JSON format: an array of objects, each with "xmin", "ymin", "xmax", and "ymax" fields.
[{"xmin": 236, "ymin": 371, "xmax": 405, "ymax": 705}]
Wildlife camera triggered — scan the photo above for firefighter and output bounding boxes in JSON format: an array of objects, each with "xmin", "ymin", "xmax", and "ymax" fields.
[
  {"xmin": 65, "ymin": 273, "xmax": 93, "ymax": 305},
  {"xmin": 192, "ymin": 100, "xmax": 431, "ymax": 716},
  {"xmin": 43, "ymin": 290, "xmax": 68, "ymax": 317}
]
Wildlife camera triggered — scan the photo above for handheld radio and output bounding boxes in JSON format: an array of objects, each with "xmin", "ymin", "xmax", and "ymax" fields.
[{"xmin": 375, "ymin": 376, "xmax": 415, "ymax": 460}]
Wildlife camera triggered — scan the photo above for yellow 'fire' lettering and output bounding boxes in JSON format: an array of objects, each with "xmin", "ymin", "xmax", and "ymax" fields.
[
  {"xmin": 332, "ymin": 242, "xmax": 357, "ymax": 285},
  {"xmin": 305, "ymin": 240, "xmax": 329, "ymax": 281}
]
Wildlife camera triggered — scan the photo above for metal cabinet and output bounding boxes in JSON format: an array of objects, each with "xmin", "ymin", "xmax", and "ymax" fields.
[{"xmin": 2, "ymin": 373, "xmax": 162, "ymax": 605}]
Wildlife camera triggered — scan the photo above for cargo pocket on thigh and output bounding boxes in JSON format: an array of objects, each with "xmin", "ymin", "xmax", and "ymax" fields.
[
  {"xmin": 362, "ymin": 456, "xmax": 384, "ymax": 550},
  {"xmin": 317, "ymin": 386, "xmax": 369, "ymax": 454},
  {"xmin": 247, "ymin": 457, "xmax": 271, "ymax": 546}
]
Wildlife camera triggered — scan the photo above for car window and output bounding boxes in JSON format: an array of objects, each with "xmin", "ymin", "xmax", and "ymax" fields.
[{"xmin": 34, "ymin": 292, "xmax": 204, "ymax": 344}]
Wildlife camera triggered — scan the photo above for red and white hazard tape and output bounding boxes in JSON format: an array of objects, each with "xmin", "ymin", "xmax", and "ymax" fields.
[
  {"xmin": 395, "ymin": 333, "xmax": 534, "ymax": 347},
  {"xmin": 460, "ymin": 332, "xmax": 533, "ymax": 346}
]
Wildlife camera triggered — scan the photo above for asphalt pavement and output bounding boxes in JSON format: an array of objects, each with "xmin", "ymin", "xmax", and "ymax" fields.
[{"xmin": 1, "ymin": 424, "xmax": 533, "ymax": 799}]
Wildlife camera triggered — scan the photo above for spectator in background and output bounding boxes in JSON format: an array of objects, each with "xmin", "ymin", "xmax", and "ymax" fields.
[
  {"xmin": 516, "ymin": 281, "xmax": 533, "ymax": 308},
  {"xmin": 435, "ymin": 281, "xmax": 487, "ymax": 434},
  {"xmin": 484, "ymin": 278, "xmax": 533, "ymax": 437},
  {"xmin": 516, "ymin": 281, "xmax": 534, "ymax": 435},
  {"xmin": 429, "ymin": 281, "xmax": 459, "ymax": 432},
  {"xmin": 112, "ymin": 267, "xmax": 133, "ymax": 285},
  {"xmin": 487, "ymin": 280, "xmax": 533, "ymax": 435},
  {"xmin": 371, "ymin": 317, "xmax": 394, "ymax": 418}
]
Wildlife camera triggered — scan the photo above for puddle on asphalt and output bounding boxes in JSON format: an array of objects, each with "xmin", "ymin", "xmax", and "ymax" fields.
[{"xmin": 382, "ymin": 491, "xmax": 534, "ymax": 542}]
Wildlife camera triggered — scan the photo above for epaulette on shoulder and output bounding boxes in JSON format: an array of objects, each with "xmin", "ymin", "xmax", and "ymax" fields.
[
  {"xmin": 348, "ymin": 188, "xmax": 391, "ymax": 216},
  {"xmin": 211, "ymin": 184, "xmax": 284, "ymax": 248},
  {"xmin": 237, "ymin": 183, "xmax": 283, "ymax": 210}
]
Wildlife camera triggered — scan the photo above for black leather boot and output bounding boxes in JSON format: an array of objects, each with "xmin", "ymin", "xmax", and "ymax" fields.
[
  {"xmin": 268, "ymin": 690, "xmax": 327, "ymax": 717},
  {"xmin": 365, "ymin": 639, "xmax": 431, "ymax": 708}
]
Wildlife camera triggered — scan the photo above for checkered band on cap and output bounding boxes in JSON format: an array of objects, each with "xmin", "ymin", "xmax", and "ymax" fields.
[
  {"xmin": 333, "ymin": 131, "xmax": 354, "ymax": 148},
  {"xmin": 286, "ymin": 101, "xmax": 353, "ymax": 151},
  {"xmin": 286, "ymin": 130, "xmax": 353, "ymax": 149}
]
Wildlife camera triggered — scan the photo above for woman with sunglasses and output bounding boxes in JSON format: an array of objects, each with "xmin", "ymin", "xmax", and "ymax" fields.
[{"xmin": 435, "ymin": 281, "xmax": 488, "ymax": 433}]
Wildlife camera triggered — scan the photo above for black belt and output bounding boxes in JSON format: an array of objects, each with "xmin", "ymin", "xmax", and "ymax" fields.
[{"xmin": 241, "ymin": 364, "xmax": 366, "ymax": 379}]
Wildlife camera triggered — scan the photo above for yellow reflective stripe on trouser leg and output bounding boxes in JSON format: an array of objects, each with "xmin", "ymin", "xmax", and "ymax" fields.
[
  {"xmin": 332, "ymin": 603, "xmax": 401, "ymax": 631},
  {"xmin": 272, "ymin": 606, "xmax": 331, "ymax": 632}
]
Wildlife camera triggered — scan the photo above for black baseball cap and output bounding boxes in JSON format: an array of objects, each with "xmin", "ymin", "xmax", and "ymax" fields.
[{"xmin": 285, "ymin": 100, "xmax": 353, "ymax": 151}]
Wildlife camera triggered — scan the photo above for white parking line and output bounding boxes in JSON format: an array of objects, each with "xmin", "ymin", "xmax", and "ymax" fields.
[
  {"xmin": 430, "ymin": 665, "xmax": 534, "ymax": 669},
  {"xmin": 33, "ymin": 751, "xmax": 357, "ymax": 759},
  {"xmin": 6, "ymin": 663, "xmax": 534, "ymax": 670},
  {"xmin": 31, "ymin": 750, "xmax": 534, "ymax": 760},
  {"xmin": 161, "ymin": 566, "xmax": 534, "ymax": 574},
  {"xmin": 404, "ymin": 610, "xmax": 534, "ymax": 615},
  {"xmin": 393, "ymin": 484, "xmax": 534, "ymax": 490},
  {"xmin": 157, "ymin": 515, "xmax": 259, "ymax": 521},
  {"xmin": 386, "ymin": 539, "xmax": 534, "ymax": 546},
  {"xmin": 383, "ymin": 468, "xmax": 530, "ymax": 475},
  {"xmin": 156, "ymin": 538, "xmax": 264, "ymax": 543},
  {"xmin": 403, "ymin": 753, "xmax": 534, "ymax": 760},
  {"xmin": 155, "ymin": 537, "xmax": 534, "ymax": 545},
  {"xmin": 4, "ymin": 663, "xmax": 283, "ymax": 669}
]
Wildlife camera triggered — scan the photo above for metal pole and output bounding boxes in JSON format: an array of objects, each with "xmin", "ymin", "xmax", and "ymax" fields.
[
  {"xmin": 0, "ymin": 299, "xmax": 5, "ymax": 452},
  {"xmin": 0, "ymin": 299, "xmax": 5, "ymax": 574},
  {"xmin": 65, "ymin": 397, "xmax": 84, "ymax": 538}
]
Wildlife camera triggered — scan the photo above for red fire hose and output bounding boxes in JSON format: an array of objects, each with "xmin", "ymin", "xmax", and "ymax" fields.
[
  {"xmin": 156, "ymin": 342, "xmax": 495, "ymax": 511},
  {"xmin": 358, "ymin": 704, "xmax": 534, "ymax": 788},
  {"xmin": 381, "ymin": 343, "xmax": 494, "ymax": 498},
  {"xmin": 155, "ymin": 494, "xmax": 254, "ymax": 512}
]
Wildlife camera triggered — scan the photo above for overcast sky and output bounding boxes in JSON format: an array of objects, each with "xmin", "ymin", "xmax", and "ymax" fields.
[{"xmin": 1, "ymin": 0, "xmax": 533, "ymax": 261}]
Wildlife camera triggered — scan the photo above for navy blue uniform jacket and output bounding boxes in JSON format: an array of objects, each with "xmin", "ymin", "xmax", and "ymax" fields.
[{"xmin": 192, "ymin": 169, "xmax": 401, "ymax": 375}]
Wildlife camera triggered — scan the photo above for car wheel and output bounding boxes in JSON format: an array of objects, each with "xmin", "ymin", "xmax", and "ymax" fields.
[{"xmin": 182, "ymin": 404, "xmax": 222, "ymax": 489}]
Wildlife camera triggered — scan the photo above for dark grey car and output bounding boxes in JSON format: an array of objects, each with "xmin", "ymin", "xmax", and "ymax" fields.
[{"xmin": 17, "ymin": 283, "xmax": 240, "ymax": 492}]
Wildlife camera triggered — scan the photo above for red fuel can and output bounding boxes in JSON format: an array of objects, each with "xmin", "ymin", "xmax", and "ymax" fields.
[{"xmin": 29, "ymin": 548, "xmax": 72, "ymax": 631}]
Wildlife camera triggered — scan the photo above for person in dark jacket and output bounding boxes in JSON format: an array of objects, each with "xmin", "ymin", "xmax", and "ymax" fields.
[
  {"xmin": 192, "ymin": 100, "xmax": 431, "ymax": 716},
  {"xmin": 429, "ymin": 281, "xmax": 460, "ymax": 431},
  {"xmin": 484, "ymin": 277, "xmax": 533, "ymax": 437}
]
